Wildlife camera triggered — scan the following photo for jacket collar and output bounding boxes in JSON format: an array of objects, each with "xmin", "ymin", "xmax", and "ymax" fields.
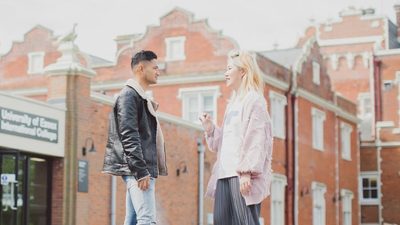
[{"xmin": 125, "ymin": 79, "xmax": 159, "ymax": 111}]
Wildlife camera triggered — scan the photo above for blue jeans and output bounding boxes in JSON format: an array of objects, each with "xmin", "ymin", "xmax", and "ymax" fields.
[{"xmin": 122, "ymin": 176, "xmax": 156, "ymax": 225}]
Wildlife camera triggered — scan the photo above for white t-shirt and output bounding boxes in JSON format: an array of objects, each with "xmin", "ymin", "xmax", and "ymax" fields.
[{"xmin": 218, "ymin": 98, "xmax": 244, "ymax": 179}]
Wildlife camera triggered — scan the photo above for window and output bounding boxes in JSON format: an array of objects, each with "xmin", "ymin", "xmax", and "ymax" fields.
[
  {"xmin": 165, "ymin": 36, "xmax": 186, "ymax": 61},
  {"xmin": 312, "ymin": 182, "xmax": 326, "ymax": 225},
  {"xmin": 269, "ymin": 91, "xmax": 287, "ymax": 139},
  {"xmin": 312, "ymin": 61, "xmax": 320, "ymax": 85},
  {"xmin": 28, "ymin": 52, "xmax": 45, "ymax": 74},
  {"xmin": 360, "ymin": 172, "xmax": 379, "ymax": 205},
  {"xmin": 357, "ymin": 93, "xmax": 372, "ymax": 119},
  {"xmin": 207, "ymin": 213, "xmax": 213, "ymax": 225},
  {"xmin": 179, "ymin": 86, "xmax": 220, "ymax": 123},
  {"xmin": 341, "ymin": 189, "xmax": 354, "ymax": 225},
  {"xmin": 271, "ymin": 174, "xmax": 287, "ymax": 225},
  {"xmin": 312, "ymin": 108, "xmax": 326, "ymax": 151},
  {"xmin": 340, "ymin": 122, "xmax": 352, "ymax": 160},
  {"xmin": 382, "ymin": 80, "xmax": 393, "ymax": 91},
  {"xmin": 358, "ymin": 93, "xmax": 373, "ymax": 140}
]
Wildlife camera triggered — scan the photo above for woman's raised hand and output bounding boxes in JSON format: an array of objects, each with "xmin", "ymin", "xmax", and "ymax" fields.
[{"xmin": 199, "ymin": 112, "xmax": 214, "ymax": 134}]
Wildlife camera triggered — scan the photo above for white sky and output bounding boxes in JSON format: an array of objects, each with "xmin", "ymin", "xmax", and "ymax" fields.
[{"xmin": 1, "ymin": 0, "xmax": 399, "ymax": 61}]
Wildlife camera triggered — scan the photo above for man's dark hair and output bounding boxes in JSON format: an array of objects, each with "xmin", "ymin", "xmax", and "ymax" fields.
[{"xmin": 131, "ymin": 50, "xmax": 157, "ymax": 69}]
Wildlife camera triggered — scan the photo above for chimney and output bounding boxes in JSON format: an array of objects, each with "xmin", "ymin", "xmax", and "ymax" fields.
[{"xmin": 394, "ymin": 3, "xmax": 400, "ymax": 40}]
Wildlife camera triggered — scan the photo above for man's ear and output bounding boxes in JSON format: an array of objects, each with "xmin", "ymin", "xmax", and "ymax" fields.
[
  {"xmin": 134, "ymin": 63, "xmax": 144, "ymax": 74},
  {"xmin": 138, "ymin": 63, "xmax": 144, "ymax": 72}
]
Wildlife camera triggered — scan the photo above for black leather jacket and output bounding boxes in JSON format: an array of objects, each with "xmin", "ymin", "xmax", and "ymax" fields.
[{"xmin": 102, "ymin": 85, "xmax": 161, "ymax": 180}]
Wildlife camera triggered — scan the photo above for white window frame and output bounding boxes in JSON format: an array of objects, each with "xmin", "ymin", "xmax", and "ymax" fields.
[
  {"xmin": 312, "ymin": 181, "xmax": 327, "ymax": 225},
  {"xmin": 269, "ymin": 91, "xmax": 287, "ymax": 139},
  {"xmin": 357, "ymin": 93, "xmax": 372, "ymax": 119},
  {"xmin": 207, "ymin": 213, "xmax": 213, "ymax": 225},
  {"xmin": 359, "ymin": 171, "xmax": 380, "ymax": 205},
  {"xmin": 270, "ymin": 174, "xmax": 287, "ymax": 225},
  {"xmin": 178, "ymin": 86, "xmax": 220, "ymax": 123},
  {"xmin": 27, "ymin": 51, "xmax": 45, "ymax": 74},
  {"xmin": 312, "ymin": 61, "xmax": 321, "ymax": 85},
  {"xmin": 165, "ymin": 36, "xmax": 186, "ymax": 61},
  {"xmin": 341, "ymin": 189, "xmax": 354, "ymax": 225},
  {"xmin": 312, "ymin": 108, "xmax": 326, "ymax": 151},
  {"xmin": 340, "ymin": 122, "xmax": 353, "ymax": 161}
]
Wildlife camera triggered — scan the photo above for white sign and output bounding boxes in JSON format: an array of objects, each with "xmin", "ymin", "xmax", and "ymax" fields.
[
  {"xmin": 0, "ymin": 92, "xmax": 66, "ymax": 157},
  {"xmin": 1, "ymin": 174, "xmax": 16, "ymax": 185}
]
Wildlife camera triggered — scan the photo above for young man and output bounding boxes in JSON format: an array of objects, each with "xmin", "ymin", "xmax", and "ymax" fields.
[{"xmin": 103, "ymin": 50, "xmax": 168, "ymax": 225}]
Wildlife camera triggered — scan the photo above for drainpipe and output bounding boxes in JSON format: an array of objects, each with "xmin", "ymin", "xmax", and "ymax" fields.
[
  {"xmin": 197, "ymin": 138, "xmax": 205, "ymax": 225},
  {"xmin": 334, "ymin": 97, "xmax": 339, "ymax": 225},
  {"xmin": 289, "ymin": 68, "xmax": 299, "ymax": 225},
  {"xmin": 373, "ymin": 59, "xmax": 382, "ymax": 122},
  {"xmin": 376, "ymin": 126, "xmax": 383, "ymax": 225},
  {"xmin": 111, "ymin": 176, "xmax": 117, "ymax": 225},
  {"xmin": 285, "ymin": 70, "xmax": 295, "ymax": 225}
]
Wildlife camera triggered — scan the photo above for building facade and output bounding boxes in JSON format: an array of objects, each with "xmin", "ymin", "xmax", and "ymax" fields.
[
  {"xmin": 298, "ymin": 5, "xmax": 400, "ymax": 225},
  {"xmin": 0, "ymin": 8, "xmax": 359, "ymax": 225}
]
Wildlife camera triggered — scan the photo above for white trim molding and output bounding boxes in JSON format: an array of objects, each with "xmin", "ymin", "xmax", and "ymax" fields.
[
  {"xmin": 318, "ymin": 36, "xmax": 383, "ymax": 47},
  {"xmin": 158, "ymin": 73, "xmax": 224, "ymax": 86},
  {"xmin": 5, "ymin": 87, "xmax": 48, "ymax": 96},
  {"xmin": 90, "ymin": 92, "xmax": 203, "ymax": 131},
  {"xmin": 177, "ymin": 86, "xmax": 221, "ymax": 99},
  {"xmin": 375, "ymin": 48, "xmax": 400, "ymax": 56},
  {"xmin": 298, "ymin": 89, "xmax": 359, "ymax": 123},
  {"xmin": 262, "ymin": 73, "xmax": 290, "ymax": 91}
]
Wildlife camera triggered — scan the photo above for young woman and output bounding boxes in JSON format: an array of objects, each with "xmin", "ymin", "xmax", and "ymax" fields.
[{"xmin": 200, "ymin": 50, "xmax": 273, "ymax": 225}]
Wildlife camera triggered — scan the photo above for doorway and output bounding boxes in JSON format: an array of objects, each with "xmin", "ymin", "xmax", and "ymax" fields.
[{"xmin": 0, "ymin": 149, "xmax": 51, "ymax": 225}]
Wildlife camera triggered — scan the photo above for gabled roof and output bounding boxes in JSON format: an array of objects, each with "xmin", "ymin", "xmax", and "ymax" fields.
[
  {"xmin": 86, "ymin": 54, "xmax": 112, "ymax": 66},
  {"xmin": 260, "ymin": 48, "xmax": 303, "ymax": 69}
]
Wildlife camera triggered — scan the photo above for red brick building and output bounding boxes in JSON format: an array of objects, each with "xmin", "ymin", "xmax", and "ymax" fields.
[
  {"xmin": 0, "ymin": 8, "xmax": 359, "ymax": 225},
  {"xmin": 298, "ymin": 5, "xmax": 400, "ymax": 225}
]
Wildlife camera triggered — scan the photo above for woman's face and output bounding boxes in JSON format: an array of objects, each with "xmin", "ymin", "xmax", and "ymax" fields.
[{"xmin": 224, "ymin": 61, "xmax": 244, "ymax": 91}]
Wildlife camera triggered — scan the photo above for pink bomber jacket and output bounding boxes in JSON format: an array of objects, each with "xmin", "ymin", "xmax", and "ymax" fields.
[{"xmin": 205, "ymin": 91, "xmax": 274, "ymax": 206}]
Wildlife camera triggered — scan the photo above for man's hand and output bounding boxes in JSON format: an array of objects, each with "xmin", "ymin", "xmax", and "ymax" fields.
[
  {"xmin": 138, "ymin": 176, "xmax": 150, "ymax": 191},
  {"xmin": 199, "ymin": 112, "xmax": 214, "ymax": 134},
  {"xmin": 239, "ymin": 173, "xmax": 251, "ymax": 195}
]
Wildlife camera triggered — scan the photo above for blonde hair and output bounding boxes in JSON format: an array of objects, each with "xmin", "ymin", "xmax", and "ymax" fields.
[{"xmin": 228, "ymin": 49, "xmax": 264, "ymax": 100}]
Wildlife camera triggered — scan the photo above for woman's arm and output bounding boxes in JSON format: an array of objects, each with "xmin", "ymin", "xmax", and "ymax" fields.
[
  {"xmin": 204, "ymin": 125, "xmax": 223, "ymax": 153},
  {"xmin": 236, "ymin": 99, "xmax": 273, "ymax": 176}
]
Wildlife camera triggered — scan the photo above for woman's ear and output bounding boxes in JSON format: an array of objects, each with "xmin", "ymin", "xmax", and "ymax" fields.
[{"xmin": 240, "ymin": 68, "xmax": 246, "ymax": 78}]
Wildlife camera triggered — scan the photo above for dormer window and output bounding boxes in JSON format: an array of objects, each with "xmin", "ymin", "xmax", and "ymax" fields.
[
  {"xmin": 165, "ymin": 36, "xmax": 186, "ymax": 61},
  {"xmin": 312, "ymin": 61, "xmax": 320, "ymax": 85},
  {"xmin": 28, "ymin": 52, "xmax": 45, "ymax": 74}
]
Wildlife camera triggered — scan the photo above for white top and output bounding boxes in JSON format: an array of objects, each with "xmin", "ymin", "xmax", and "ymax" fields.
[{"xmin": 218, "ymin": 98, "xmax": 244, "ymax": 179}]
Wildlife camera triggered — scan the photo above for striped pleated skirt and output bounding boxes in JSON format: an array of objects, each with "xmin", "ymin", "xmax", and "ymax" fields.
[{"xmin": 213, "ymin": 177, "xmax": 261, "ymax": 225}]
